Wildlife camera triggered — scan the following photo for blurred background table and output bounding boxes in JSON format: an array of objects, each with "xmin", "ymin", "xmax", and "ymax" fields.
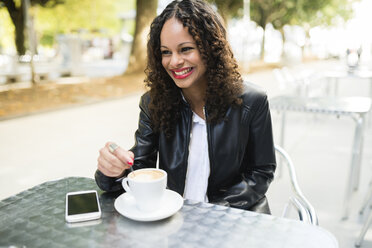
[
  {"xmin": 324, "ymin": 70, "xmax": 372, "ymax": 98},
  {"xmin": 0, "ymin": 177, "xmax": 338, "ymax": 248},
  {"xmin": 270, "ymin": 95, "xmax": 371, "ymax": 220}
]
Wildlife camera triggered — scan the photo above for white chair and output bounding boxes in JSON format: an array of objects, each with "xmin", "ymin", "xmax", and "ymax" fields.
[
  {"xmin": 355, "ymin": 182, "xmax": 372, "ymax": 247},
  {"xmin": 273, "ymin": 67, "xmax": 324, "ymax": 98},
  {"xmin": 272, "ymin": 145, "xmax": 318, "ymax": 225},
  {"xmin": 273, "ymin": 67, "xmax": 304, "ymax": 96}
]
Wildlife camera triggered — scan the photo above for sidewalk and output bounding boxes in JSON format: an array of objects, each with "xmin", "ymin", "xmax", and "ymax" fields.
[{"xmin": 0, "ymin": 59, "xmax": 371, "ymax": 248}]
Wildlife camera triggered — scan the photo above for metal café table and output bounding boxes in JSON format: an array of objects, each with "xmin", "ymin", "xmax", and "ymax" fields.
[
  {"xmin": 324, "ymin": 70, "xmax": 372, "ymax": 98},
  {"xmin": 270, "ymin": 95, "xmax": 371, "ymax": 220},
  {"xmin": 0, "ymin": 177, "xmax": 338, "ymax": 248}
]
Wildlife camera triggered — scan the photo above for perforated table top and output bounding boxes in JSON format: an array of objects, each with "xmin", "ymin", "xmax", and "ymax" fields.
[{"xmin": 0, "ymin": 177, "xmax": 338, "ymax": 248}]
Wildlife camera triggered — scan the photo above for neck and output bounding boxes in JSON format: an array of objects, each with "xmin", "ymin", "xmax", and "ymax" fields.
[{"xmin": 182, "ymin": 88, "xmax": 206, "ymax": 119}]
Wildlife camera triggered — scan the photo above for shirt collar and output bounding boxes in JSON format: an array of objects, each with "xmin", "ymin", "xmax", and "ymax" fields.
[
  {"xmin": 180, "ymin": 91, "xmax": 187, "ymax": 103},
  {"xmin": 192, "ymin": 112, "xmax": 205, "ymax": 124}
]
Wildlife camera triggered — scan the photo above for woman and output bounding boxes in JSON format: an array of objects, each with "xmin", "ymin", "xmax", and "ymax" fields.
[{"xmin": 95, "ymin": 0, "xmax": 276, "ymax": 213}]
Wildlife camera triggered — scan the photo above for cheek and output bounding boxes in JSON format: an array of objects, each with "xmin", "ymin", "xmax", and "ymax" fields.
[
  {"xmin": 201, "ymin": 63, "xmax": 207, "ymax": 74},
  {"xmin": 192, "ymin": 53, "xmax": 205, "ymax": 67},
  {"xmin": 161, "ymin": 57, "xmax": 168, "ymax": 70},
  {"xmin": 195, "ymin": 56, "xmax": 207, "ymax": 74}
]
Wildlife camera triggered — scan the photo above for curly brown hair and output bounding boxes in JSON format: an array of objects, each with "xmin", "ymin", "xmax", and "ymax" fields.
[{"xmin": 145, "ymin": 0, "xmax": 243, "ymax": 137}]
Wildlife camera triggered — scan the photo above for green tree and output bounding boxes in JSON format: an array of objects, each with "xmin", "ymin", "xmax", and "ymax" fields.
[
  {"xmin": 208, "ymin": 0, "xmax": 299, "ymax": 59},
  {"xmin": 249, "ymin": 0, "xmax": 302, "ymax": 59},
  {"xmin": 124, "ymin": 0, "xmax": 158, "ymax": 75},
  {"xmin": 209, "ymin": 0, "xmax": 357, "ymax": 60},
  {"xmin": 207, "ymin": 0, "xmax": 242, "ymax": 23},
  {"xmin": 0, "ymin": 0, "xmax": 63, "ymax": 55},
  {"xmin": 35, "ymin": 0, "xmax": 133, "ymax": 47},
  {"xmin": 291, "ymin": 0, "xmax": 357, "ymax": 58},
  {"xmin": 294, "ymin": 0, "xmax": 356, "ymax": 27},
  {"xmin": 251, "ymin": 0, "xmax": 358, "ymax": 59}
]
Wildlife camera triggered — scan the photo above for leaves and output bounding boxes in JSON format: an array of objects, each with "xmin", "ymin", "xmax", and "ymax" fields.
[
  {"xmin": 35, "ymin": 0, "xmax": 133, "ymax": 37},
  {"xmin": 208, "ymin": 0, "xmax": 358, "ymax": 29},
  {"xmin": 0, "ymin": 0, "xmax": 136, "ymax": 51}
]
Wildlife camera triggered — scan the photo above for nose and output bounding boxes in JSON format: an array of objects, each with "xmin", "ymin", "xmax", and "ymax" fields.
[{"xmin": 170, "ymin": 53, "xmax": 184, "ymax": 68}]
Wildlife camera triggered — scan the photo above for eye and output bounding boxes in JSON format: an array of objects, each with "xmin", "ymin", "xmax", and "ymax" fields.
[
  {"xmin": 161, "ymin": 50, "xmax": 171, "ymax": 56},
  {"xmin": 181, "ymin": 47, "xmax": 194, "ymax": 53}
]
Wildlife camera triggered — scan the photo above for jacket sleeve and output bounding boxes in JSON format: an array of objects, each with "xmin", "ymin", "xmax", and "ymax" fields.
[
  {"xmin": 215, "ymin": 92, "xmax": 276, "ymax": 212},
  {"xmin": 95, "ymin": 92, "xmax": 159, "ymax": 192}
]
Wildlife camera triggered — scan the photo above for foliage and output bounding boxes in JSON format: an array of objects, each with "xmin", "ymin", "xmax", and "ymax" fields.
[
  {"xmin": 36, "ymin": 0, "xmax": 135, "ymax": 46},
  {"xmin": 0, "ymin": 8, "xmax": 15, "ymax": 51},
  {"xmin": 0, "ymin": 0, "xmax": 136, "ymax": 53},
  {"xmin": 125, "ymin": 0, "xmax": 158, "ymax": 74},
  {"xmin": 293, "ymin": 0, "xmax": 358, "ymax": 28},
  {"xmin": 208, "ymin": 0, "xmax": 358, "ymax": 30},
  {"xmin": 208, "ymin": 0, "xmax": 358, "ymax": 59},
  {"xmin": 0, "ymin": 0, "xmax": 64, "ymax": 54},
  {"xmin": 206, "ymin": 0, "xmax": 242, "ymax": 21}
]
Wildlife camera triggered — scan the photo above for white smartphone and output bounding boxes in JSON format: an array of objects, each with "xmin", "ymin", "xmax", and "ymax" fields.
[{"xmin": 65, "ymin": 190, "xmax": 102, "ymax": 223}]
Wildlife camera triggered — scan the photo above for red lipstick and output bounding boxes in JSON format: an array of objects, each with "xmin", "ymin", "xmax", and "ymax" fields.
[{"xmin": 171, "ymin": 67, "xmax": 194, "ymax": 79}]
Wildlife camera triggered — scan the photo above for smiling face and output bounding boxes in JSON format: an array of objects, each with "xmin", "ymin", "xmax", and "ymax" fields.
[{"xmin": 160, "ymin": 17, "xmax": 207, "ymax": 94}]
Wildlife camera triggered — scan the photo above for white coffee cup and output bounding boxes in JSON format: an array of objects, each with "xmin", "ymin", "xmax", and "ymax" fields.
[{"xmin": 122, "ymin": 168, "xmax": 167, "ymax": 212}]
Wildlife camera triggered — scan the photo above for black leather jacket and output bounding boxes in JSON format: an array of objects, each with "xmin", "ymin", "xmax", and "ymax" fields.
[{"xmin": 95, "ymin": 83, "xmax": 276, "ymax": 213}]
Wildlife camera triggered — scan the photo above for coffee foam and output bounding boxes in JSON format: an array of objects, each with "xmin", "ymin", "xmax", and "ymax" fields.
[{"xmin": 130, "ymin": 170, "xmax": 164, "ymax": 182}]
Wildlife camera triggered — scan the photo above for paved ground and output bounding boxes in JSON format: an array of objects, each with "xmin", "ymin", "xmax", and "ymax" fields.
[{"xmin": 0, "ymin": 59, "xmax": 372, "ymax": 247}]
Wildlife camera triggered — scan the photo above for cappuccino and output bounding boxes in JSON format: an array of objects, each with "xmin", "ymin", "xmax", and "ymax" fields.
[
  {"xmin": 129, "ymin": 169, "xmax": 164, "ymax": 182},
  {"xmin": 122, "ymin": 168, "xmax": 167, "ymax": 212}
]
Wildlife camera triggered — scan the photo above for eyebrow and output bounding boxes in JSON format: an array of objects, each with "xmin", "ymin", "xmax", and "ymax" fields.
[{"xmin": 160, "ymin": 42, "xmax": 196, "ymax": 49}]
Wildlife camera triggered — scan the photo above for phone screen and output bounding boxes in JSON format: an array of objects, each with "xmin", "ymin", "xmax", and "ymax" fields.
[{"xmin": 67, "ymin": 192, "xmax": 99, "ymax": 215}]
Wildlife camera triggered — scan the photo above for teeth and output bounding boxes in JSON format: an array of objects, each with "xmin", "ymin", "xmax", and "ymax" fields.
[{"xmin": 174, "ymin": 68, "xmax": 192, "ymax": 76}]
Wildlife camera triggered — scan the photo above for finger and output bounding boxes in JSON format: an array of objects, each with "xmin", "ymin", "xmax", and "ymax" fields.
[
  {"xmin": 128, "ymin": 151, "xmax": 135, "ymax": 160},
  {"xmin": 98, "ymin": 156, "xmax": 124, "ymax": 177},
  {"xmin": 104, "ymin": 148, "xmax": 128, "ymax": 170},
  {"xmin": 108, "ymin": 142, "xmax": 119, "ymax": 153},
  {"xmin": 126, "ymin": 151, "xmax": 135, "ymax": 168},
  {"xmin": 99, "ymin": 146, "xmax": 127, "ymax": 174},
  {"xmin": 111, "ymin": 147, "xmax": 134, "ymax": 167},
  {"xmin": 104, "ymin": 142, "xmax": 134, "ymax": 170},
  {"xmin": 98, "ymin": 153, "xmax": 123, "ymax": 173}
]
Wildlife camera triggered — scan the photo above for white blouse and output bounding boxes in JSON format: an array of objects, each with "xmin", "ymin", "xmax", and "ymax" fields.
[{"xmin": 183, "ymin": 111, "xmax": 210, "ymax": 202}]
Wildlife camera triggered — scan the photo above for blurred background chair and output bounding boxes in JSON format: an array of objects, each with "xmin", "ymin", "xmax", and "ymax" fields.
[
  {"xmin": 269, "ymin": 96, "xmax": 371, "ymax": 220},
  {"xmin": 273, "ymin": 67, "xmax": 303, "ymax": 95},
  {"xmin": 268, "ymin": 145, "xmax": 319, "ymax": 226},
  {"xmin": 355, "ymin": 180, "xmax": 372, "ymax": 247},
  {"xmin": 273, "ymin": 67, "xmax": 326, "ymax": 97}
]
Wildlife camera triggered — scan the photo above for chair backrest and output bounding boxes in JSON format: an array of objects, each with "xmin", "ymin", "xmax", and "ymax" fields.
[
  {"xmin": 273, "ymin": 67, "xmax": 326, "ymax": 97},
  {"xmin": 271, "ymin": 145, "xmax": 319, "ymax": 226},
  {"xmin": 273, "ymin": 67, "xmax": 301, "ymax": 95},
  {"xmin": 273, "ymin": 68, "xmax": 288, "ymax": 90}
]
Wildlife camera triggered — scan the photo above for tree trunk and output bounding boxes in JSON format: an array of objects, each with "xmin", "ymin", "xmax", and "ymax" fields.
[
  {"xmin": 260, "ymin": 27, "xmax": 265, "ymax": 60},
  {"xmin": 257, "ymin": 7, "xmax": 267, "ymax": 61},
  {"xmin": 15, "ymin": 11, "xmax": 26, "ymax": 55},
  {"xmin": 279, "ymin": 28, "xmax": 285, "ymax": 62},
  {"xmin": 124, "ymin": 0, "xmax": 158, "ymax": 75},
  {"xmin": 302, "ymin": 25, "xmax": 311, "ymax": 61},
  {"xmin": 3, "ymin": 0, "xmax": 26, "ymax": 55}
]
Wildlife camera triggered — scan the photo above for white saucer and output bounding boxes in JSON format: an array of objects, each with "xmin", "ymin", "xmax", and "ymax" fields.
[{"xmin": 114, "ymin": 189, "xmax": 184, "ymax": 222}]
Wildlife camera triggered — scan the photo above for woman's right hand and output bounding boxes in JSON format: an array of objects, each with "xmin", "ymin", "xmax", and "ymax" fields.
[{"xmin": 97, "ymin": 142, "xmax": 134, "ymax": 177}]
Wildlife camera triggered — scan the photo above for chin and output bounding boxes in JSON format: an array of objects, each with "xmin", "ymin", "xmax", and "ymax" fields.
[{"xmin": 174, "ymin": 82, "xmax": 191, "ymax": 89}]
